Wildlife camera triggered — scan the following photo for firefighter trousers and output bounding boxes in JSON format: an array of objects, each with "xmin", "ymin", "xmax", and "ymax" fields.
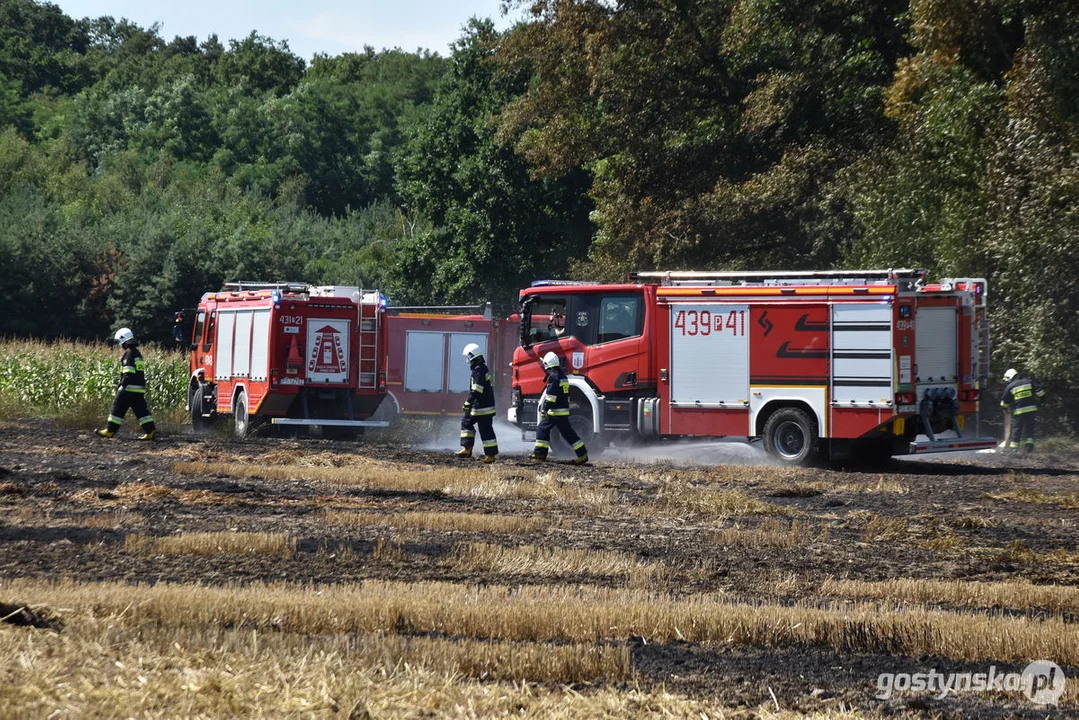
[
  {"xmin": 1008, "ymin": 411, "xmax": 1037, "ymax": 451},
  {"xmin": 105, "ymin": 389, "xmax": 156, "ymax": 433},
  {"xmin": 533, "ymin": 414, "xmax": 587, "ymax": 460},
  {"xmin": 461, "ymin": 413, "xmax": 498, "ymax": 457}
]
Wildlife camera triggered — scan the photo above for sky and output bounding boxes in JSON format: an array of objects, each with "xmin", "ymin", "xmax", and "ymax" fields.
[{"xmin": 52, "ymin": 0, "xmax": 526, "ymax": 61}]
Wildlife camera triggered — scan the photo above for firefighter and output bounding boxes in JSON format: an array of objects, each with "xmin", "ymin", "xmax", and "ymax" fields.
[
  {"xmin": 454, "ymin": 343, "xmax": 498, "ymax": 463},
  {"xmin": 530, "ymin": 351, "xmax": 588, "ymax": 464},
  {"xmin": 1001, "ymin": 368, "xmax": 1046, "ymax": 452},
  {"xmin": 95, "ymin": 328, "xmax": 157, "ymax": 441}
]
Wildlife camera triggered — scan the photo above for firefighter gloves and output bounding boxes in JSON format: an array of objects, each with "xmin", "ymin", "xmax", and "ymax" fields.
[{"xmin": 462, "ymin": 401, "xmax": 471, "ymax": 414}]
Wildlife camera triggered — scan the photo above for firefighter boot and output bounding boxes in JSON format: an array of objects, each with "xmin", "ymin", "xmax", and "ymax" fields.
[
  {"xmin": 454, "ymin": 448, "xmax": 472, "ymax": 459},
  {"xmin": 95, "ymin": 428, "xmax": 115, "ymax": 438},
  {"xmin": 481, "ymin": 455, "xmax": 496, "ymax": 464},
  {"xmin": 529, "ymin": 451, "xmax": 547, "ymax": 462},
  {"xmin": 138, "ymin": 430, "xmax": 156, "ymax": 442}
]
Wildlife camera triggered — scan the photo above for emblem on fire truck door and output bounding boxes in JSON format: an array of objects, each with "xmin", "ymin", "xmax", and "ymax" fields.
[
  {"xmin": 309, "ymin": 325, "xmax": 347, "ymax": 375},
  {"xmin": 572, "ymin": 352, "xmax": 584, "ymax": 370}
]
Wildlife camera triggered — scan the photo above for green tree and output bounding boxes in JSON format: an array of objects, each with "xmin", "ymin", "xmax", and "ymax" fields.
[
  {"xmin": 496, "ymin": 0, "xmax": 910, "ymax": 277},
  {"xmin": 0, "ymin": 0, "xmax": 93, "ymax": 94},
  {"xmin": 394, "ymin": 19, "xmax": 593, "ymax": 305}
]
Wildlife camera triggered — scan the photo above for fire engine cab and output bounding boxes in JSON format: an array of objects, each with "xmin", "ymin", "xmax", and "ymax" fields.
[
  {"xmin": 176, "ymin": 282, "xmax": 389, "ymax": 437},
  {"xmin": 509, "ymin": 269, "xmax": 996, "ymax": 464}
]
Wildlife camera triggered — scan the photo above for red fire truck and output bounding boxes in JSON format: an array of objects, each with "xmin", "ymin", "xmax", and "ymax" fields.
[
  {"xmin": 381, "ymin": 305, "xmax": 518, "ymax": 418},
  {"xmin": 509, "ymin": 269, "xmax": 996, "ymax": 464},
  {"xmin": 176, "ymin": 282, "xmax": 389, "ymax": 437}
]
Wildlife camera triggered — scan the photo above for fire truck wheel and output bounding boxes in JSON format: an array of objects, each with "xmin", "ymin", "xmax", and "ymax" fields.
[
  {"xmin": 190, "ymin": 385, "xmax": 215, "ymax": 434},
  {"xmin": 762, "ymin": 407, "xmax": 817, "ymax": 465},
  {"xmin": 233, "ymin": 391, "xmax": 250, "ymax": 438}
]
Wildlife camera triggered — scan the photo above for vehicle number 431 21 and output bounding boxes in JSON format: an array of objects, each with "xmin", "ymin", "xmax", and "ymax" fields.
[{"xmin": 674, "ymin": 309, "xmax": 746, "ymax": 337}]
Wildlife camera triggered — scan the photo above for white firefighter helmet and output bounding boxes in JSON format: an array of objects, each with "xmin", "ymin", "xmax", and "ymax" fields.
[
  {"xmin": 1003, "ymin": 368, "xmax": 1018, "ymax": 382},
  {"xmin": 541, "ymin": 351, "xmax": 560, "ymax": 370},
  {"xmin": 114, "ymin": 327, "xmax": 135, "ymax": 346},
  {"xmin": 462, "ymin": 343, "xmax": 483, "ymax": 362}
]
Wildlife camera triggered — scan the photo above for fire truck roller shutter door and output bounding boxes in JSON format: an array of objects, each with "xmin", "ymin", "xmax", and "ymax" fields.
[
  {"xmin": 669, "ymin": 304, "xmax": 750, "ymax": 406},
  {"xmin": 831, "ymin": 304, "xmax": 892, "ymax": 405},
  {"xmin": 249, "ymin": 309, "xmax": 272, "ymax": 382},
  {"xmin": 405, "ymin": 331, "xmax": 445, "ymax": 392},
  {"xmin": 233, "ymin": 311, "xmax": 254, "ymax": 378},
  {"xmin": 215, "ymin": 311, "xmax": 236, "ymax": 382}
]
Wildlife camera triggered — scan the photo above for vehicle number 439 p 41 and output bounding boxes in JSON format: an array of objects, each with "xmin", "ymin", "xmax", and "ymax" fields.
[{"xmin": 674, "ymin": 309, "xmax": 746, "ymax": 337}]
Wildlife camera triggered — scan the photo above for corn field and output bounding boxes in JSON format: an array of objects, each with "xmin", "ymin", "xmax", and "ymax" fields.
[{"xmin": 0, "ymin": 339, "xmax": 188, "ymax": 418}]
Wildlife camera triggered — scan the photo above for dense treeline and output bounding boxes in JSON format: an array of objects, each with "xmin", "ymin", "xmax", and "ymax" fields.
[{"xmin": 0, "ymin": 0, "xmax": 1076, "ymax": 427}]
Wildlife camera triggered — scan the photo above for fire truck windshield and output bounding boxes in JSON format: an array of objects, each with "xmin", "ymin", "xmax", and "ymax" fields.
[{"xmin": 520, "ymin": 292, "xmax": 643, "ymax": 348}]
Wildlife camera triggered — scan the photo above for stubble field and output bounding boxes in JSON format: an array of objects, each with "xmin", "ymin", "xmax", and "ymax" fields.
[{"xmin": 1, "ymin": 418, "xmax": 1078, "ymax": 718}]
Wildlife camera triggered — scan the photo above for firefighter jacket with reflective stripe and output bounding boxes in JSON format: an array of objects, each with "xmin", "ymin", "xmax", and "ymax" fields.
[
  {"xmin": 467, "ymin": 359, "xmax": 496, "ymax": 416},
  {"xmin": 119, "ymin": 345, "xmax": 147, "ymax": 394},
  {"xmin": 1001, "ymin": 376, "xmax": 1045, "ymax": 415},
  {"xmin": 542, "ymin": 367, "xmax": 571, "ymax": 417}
]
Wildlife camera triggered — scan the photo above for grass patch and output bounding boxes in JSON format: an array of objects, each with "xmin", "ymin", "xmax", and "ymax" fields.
[
  {"xmin": 653, "ymin": 484, "xmax": 785, "ymax": 516},
  {"xmin": 450, "ymin": 542, "xmax": 665, "ymax": 587},
  {"xmin": 320, "ymin": 509, "xmax": 549, "ymax": 534},
  {"xmin": 110, "ymin": 481, "xmax": 225, "ymax": 506},
  {"xmin": 124, "ymin": 531, "xmax": 296, "ymax": 557},
  {"xmin": 6, "ymin": 578, "xmax": 1079, "ymax": 666},
  {"xmin": 172, "ymin": 461, "xmax": 616, "ymax": 507},
  {"xmin": 709, "ymin": 518, "xmax": 826, "ymax": 548},
  {"xmin": 819, "ymin": 577, "xmax": 1079, "ymax": 614},
  {"xmin": 0, "ymin": 608, "xmax": 643, "ymax": 718},
  {"xmin": 862, "ymin": 514, "xmax": 910, "ymax": 542},
  {"xmin": 835, "ymin": 477, "xmax": 909, "ymax": 495},
  {"xmin": 983, "ymin": 488, "xmax": 1079, "ymax": 509}
]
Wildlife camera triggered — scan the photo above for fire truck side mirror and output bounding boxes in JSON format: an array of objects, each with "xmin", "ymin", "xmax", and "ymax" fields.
[{"xmin": 518, "ymin": 301, "xmax": 532, "ymax": 347}]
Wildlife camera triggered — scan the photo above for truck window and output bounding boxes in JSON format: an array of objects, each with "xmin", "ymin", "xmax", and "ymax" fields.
[
  {"xmin": 203, "ymin": 311, "xmax": 215, "ymax": 352},
  {"xmin": 597, "ymin": 294, "xmax": 643, "ymax": 344},
  {"xmin": 524, "ymin": 298, "xmax": 567, "ymax": 344},
  {"xmin": 192, "ymin": 311, "xmax": 205, "ymax": 350}
]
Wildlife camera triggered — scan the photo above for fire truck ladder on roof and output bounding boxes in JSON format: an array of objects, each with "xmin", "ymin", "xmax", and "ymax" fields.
[
  {"xmin": 630, "ymin": 268, "xmax": 927, "ymax": 287},
  {"xmin": 356, "ymin": 288, "xmax": 379, "ymax": 391},
  {"xmin": 223, "ymin": 281, "xmax": 310, "ymax": 294}
]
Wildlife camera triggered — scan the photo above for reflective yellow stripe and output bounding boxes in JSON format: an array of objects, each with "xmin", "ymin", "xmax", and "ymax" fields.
[
  {"xmin": 1013, "ymin": 406, "xmax": 1038, "ymax": 415},
  {"xmin": 548, "ymin": 409, "xmax": 570, "ymax": 416}
]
